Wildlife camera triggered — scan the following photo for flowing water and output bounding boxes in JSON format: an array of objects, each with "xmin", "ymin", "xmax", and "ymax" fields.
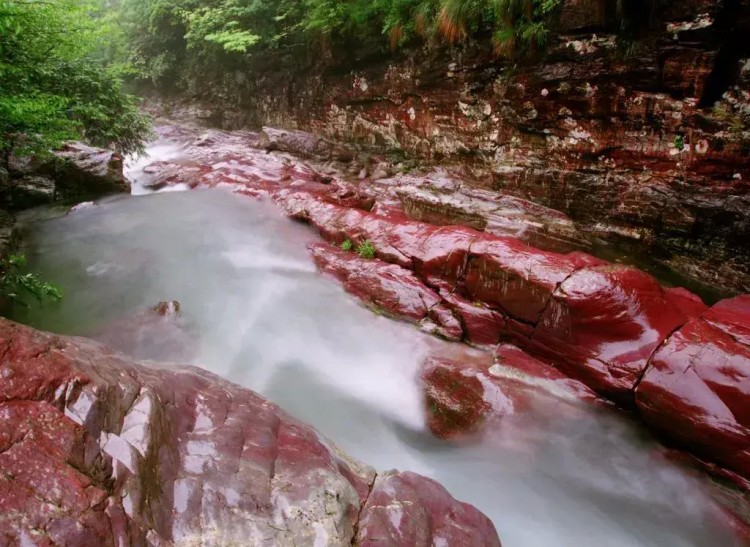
[{"xmin": 11, "ymin": 156, "xmax": 745, "ymax": 546}]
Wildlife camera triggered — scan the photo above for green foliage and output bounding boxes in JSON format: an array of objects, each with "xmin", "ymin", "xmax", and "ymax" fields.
[
  {"xmin": 118, "ymin": 0, "xmax": 564, "ymax": 82},
  {"xmin": 674, "ymin": 135, "xmax": 685, "ymax": 151},
  {"xmin": 0, "ymin": 254, "xmax": 62, "ymax": 306},
  {"xmin": 341, "ymin": 239, "xmax": 353, "ymax": 251},
  {"xmin": 356, "ymin": 240, "xmax": 376, "ymax": 259},
  {"xmin": 0, "ymin": 0, "xmax": 152, "ymax": 164}
]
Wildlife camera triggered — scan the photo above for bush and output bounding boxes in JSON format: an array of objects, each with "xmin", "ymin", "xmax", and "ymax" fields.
[{"xmin": 0, "ymin": 254, "xmax": 62, "ymax": 307}]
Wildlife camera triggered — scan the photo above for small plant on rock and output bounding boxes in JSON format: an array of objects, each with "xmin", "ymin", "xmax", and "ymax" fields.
[
  {"xmin": 341, "ymin": 239, "xmax": 353, "ymax": 251},
  {"xmin": 356, "ymin": 240, "xmax": 376, "ymax": 259},
  {"xmin": 0, "ymin": 254, "xmax": 62, "ymax": 306},
  {"xmin": 674, "ymin": 135, "xmax": 685, "ymax": 151}
]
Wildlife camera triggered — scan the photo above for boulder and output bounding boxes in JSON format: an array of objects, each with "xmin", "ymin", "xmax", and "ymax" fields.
[
  {"xmin": 422, "ymin": 345, "xmax": 599, "ymax": 438},
  {"xmin": 527, "ymin": 265, "xmax": 691, "ymax": 405},
  {"xmin": 48, "ymin": 142, "xmax": 129, "ymax": 199},
  {"xmin": 636, "ymin": 296, "xmax": 750, "ymax": 481},
  {"xmin": 0, "ymin": 318, "xmax": 501, "ymax": 546},
  {"xmin": 355, "ymin": 470, "xmax": 501, "ymax": 547},
  {"xmin": 308, "ymin": 243, "xmax": 463, "ymax": 341}
]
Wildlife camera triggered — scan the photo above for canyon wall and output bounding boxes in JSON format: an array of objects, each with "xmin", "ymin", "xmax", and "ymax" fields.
[{"xmin": 167, "ymin": 0, "xmax": 750, "ymax": 295}]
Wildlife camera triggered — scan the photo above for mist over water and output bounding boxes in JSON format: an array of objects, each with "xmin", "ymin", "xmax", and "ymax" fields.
[{"xmin": 15, "ymin": 188, "xmax": 743, "ymax": 547}]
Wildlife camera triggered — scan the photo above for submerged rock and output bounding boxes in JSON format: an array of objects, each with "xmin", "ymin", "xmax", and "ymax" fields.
[
  {"xmin": 422, "ymin": 345, "xmax": 599, "ymax": 438},
  {"xmin": 0, "ymin": 318, "xmax": 501, "ymax": 546},
  {"xmin": 91, "ymin": 300, "xmax": 196, "ymax": 362}
]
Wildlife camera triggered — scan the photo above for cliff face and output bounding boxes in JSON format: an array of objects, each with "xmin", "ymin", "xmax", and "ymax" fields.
[{"xmin": 169, "ymin": 0, "xmax": 750, "ymax": 295}]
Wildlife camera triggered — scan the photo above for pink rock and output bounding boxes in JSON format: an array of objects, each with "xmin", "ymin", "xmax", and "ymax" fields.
[
  {"xmin": 356, "ymin": 471, "xmax": 501, "ymax": 547},
  {"xmin": 422, "ymin": 345, "xmax": 599, "ymax": 439},
  {"xmin": 0, "ymin": 319, "xmax": 501, "ymax": 546}
]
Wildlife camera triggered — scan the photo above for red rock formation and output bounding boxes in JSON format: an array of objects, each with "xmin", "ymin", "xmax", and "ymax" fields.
[
  {"xmin": 130, "ymin": 120, "xmax": 750, "ymax": 503},
  {"xmin": 356, "ymin": 470, "xmax": 501, "ymax": 547},
  {"xmin": 162, "ymin": 0, "xmax": 750, "ymax": 294},
  {"xmin": 308, "ymin": 242, "xmax": 463, "ymax": 340},
  {"xmin": 0, "ymin": 319, "xmax": 500, "ymax": 546},
  {"xmin": 422, "ymin": 345, "xmax": 599, "ymax": 438},
  {"xmin": 636, "ymin": 295, "xmax": 750, "ymax": 481}
]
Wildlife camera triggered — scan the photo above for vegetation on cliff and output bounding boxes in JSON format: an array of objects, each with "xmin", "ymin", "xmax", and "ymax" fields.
[
  {"xmin": 0, "ymin": 0, "xmax": 151, "ymax": 168},
  {"xmin": 118, "ymin": 0, "xmax": 562, "ymax": 89}
]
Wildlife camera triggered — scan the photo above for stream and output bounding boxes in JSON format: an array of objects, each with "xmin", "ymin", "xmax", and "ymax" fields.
[{"xmin": 10, "ymin": 138, "xmax": 745, "ymax": 546}]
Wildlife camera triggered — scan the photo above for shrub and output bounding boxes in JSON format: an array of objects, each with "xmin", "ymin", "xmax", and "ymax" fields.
[
  {"xmin": 356, "ymin": 240, "xmax": 376, "ymax": 259},
  {"xmin": 0, "ymin": 254, "xmax": 62, "ymax": 307},
  {"xmin": 341, "ymin": 239, "xmax": 353, "ymax": 251}
]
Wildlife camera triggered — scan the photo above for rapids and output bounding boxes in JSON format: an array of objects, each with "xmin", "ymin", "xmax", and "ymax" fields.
[{"xmin": 10, "ymin": 143, "xmax": 745, "ymax": 547}]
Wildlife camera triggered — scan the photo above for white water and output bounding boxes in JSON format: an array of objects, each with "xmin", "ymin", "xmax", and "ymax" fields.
[{"xmin": 15, "ymin": 188, "xmax": 743, "ymax": 546}]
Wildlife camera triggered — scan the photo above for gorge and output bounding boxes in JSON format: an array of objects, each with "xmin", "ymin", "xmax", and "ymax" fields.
[{"xmin": 1, "ymin": 0, "xmax": 750, "ymax": 545}]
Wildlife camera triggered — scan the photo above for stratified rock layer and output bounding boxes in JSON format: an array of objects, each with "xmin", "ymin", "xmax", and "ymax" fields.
[
  {"xmin": 0, "ymin": 319, "xmax": 500, "ymax": 546},
  {"xmin": 163, "ymin": 0, "xmax": 750, "ymax": 294}
]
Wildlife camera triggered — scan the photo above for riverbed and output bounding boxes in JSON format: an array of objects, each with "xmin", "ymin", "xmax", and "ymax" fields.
[{"xmin": 11, "ymin": 133, "xmax": 745, "ymax": 546}]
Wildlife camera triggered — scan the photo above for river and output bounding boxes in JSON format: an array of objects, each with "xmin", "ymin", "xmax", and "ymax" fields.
[{"xmin": 10, "ymin": 133, "xmax": 744, "ymax": 546}]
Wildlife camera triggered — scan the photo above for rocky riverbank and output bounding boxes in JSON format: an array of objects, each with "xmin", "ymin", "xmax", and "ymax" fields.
[
  {"xmin": 129, "ymin": 119, "xmax": 750, "ymax": 536},
  {"xmin": 156, "ymin": 0, "xmax": 750, "ymax": 295},
  {"xmin": 0, "ymin": 319, "xmax": 501, "ymax": 546}
]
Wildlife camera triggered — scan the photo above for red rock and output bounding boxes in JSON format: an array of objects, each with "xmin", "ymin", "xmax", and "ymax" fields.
[
  {"xmin": 636, "ymin": 295, "xmax": 750, "ymax": 480},
  {"xmin": 464, "ymin": 237, "xmax": 580, "ymax": 324},
  {"xmin": 528, "ymin": 265, "xmax": 690, "ymax": 405},
  {"xmin": 422, "ymin": 345, "xmax": 599, "ymax": 438},
  {"xmin": 308, "ymin": 242, "xmax": 463, "ymax": 341},
  {"xmin": 356, "ymin": 470, "xmax": 501, "ymax": 547},
  {"xmin": 438, "ymin": 288, "xmax": 507, "ymax": 346},
  {"xmin": 665, "ymin": 286, "xmax": 709, "ymax": 319},
  {"xmin": 0, "ymin": 319, "xmax": 501, "ymax": 546}
]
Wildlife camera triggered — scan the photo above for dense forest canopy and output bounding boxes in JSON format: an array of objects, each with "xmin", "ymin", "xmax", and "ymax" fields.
[
  {"xmin": 0, "ymin": 0, "xmax": 150, "ymax": 166},
  {"xmin": 121, "ymin": 0, "xmax": 563, "ymax": 88}
]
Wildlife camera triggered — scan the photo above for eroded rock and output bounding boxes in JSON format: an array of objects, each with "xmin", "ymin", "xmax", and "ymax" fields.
[
  {"xmin": 422, "ymin": 345, "xmax": 599, "ymax": 438},
  {"xmin": 0, "ymin": 319, "xmax": 500, "ymax": 546},
  {"xmin": 636, "ymin": 296, "xmax": 750, "ymax": 481}
]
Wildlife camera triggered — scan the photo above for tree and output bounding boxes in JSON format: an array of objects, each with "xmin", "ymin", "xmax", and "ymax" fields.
[{"xmin": 0, "ymin": 0, "xmax": 151, "ymax": 169}]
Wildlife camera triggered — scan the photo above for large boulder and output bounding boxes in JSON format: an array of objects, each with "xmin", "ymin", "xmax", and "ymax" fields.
[
  {"xmin": 2, "ymin": 143, "xmax": 128, "ymax": 210},
  {"xmin": 422, "ymin": 345, "xmax": 600, "ymax": 438},
  {"xmin": 636, "ymin": 296, "xmax": 750, "ymax": 482},
  {"xmin": 527, "ymin": 265, "xmax": 692, "ymax": 405},
  {"xmin": 0, "ymin": 319, "xmax": 500, "ymax": 546},
  {"xmin": 48, "ymin": 142, "xmax": 129, "ymax": 199}
]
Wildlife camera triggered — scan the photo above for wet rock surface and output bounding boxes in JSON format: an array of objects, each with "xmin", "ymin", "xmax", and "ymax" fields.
[
  {"xmin": 1, "ymin": 142, "xmax": 127, "ymax": 213},
  {"xmin": 636, "ymin": 295, "xmax": 750, "ymax": 482},
  {"xmin": 127, "ymin": 120, "xmax": 750, "ymax": 511},
  {"xmin": 422, "ymin": 345, "xmax": 600, "ymax": 439},
  {"xmin": 0, "ymin": 319, "xmax": 500, "ymax": 546},
  {"xmin": 161, "ymin": 0, "xmax": 750, "ymax": 294}
]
